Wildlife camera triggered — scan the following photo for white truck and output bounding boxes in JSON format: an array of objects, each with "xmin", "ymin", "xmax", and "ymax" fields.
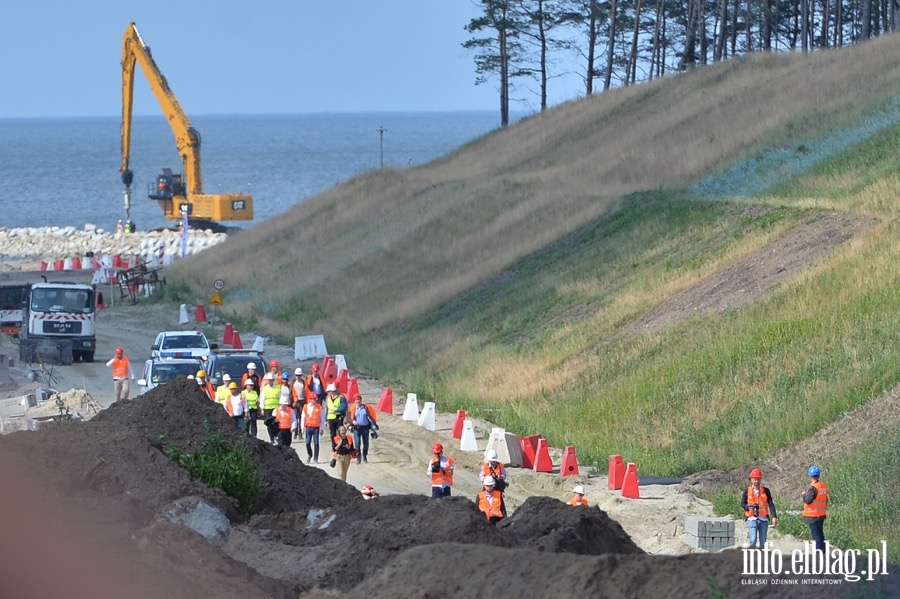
[{"xmin": 18, "ymin": 282, "xmax": 97, "ymax": 365}]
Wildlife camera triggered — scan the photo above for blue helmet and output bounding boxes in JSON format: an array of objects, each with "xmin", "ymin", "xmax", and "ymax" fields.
[
  {"xmin": 281, "ymin": 371, "xmax": 290, "ymax": 380},
  {"xmin": 807, "ymin": 465, "xmax": 821, "ymax": 477}
]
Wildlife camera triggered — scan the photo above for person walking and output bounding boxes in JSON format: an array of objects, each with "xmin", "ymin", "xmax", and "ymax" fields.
[
  {"xmin": 260, "ymin": 372, "xmax": 281, "ymax": 444},
  {"xmin": 300, "ymin": 395, "xmax": 324, "ymax": 463},
  {"xmin": 479, "ymin": 450, "xmax": 508, "ymax": 492},
  {"xmin": 242, "ymin": 379, "xmax": 260, "ymax": 438},
  {"xmin": 240, "ymin": 362, "xmax": 262, "ymax": 392},
  {"xmin": 801, "ymin": 465, "xmax": 829, "ymax": 555},
  {"xmin": 428, "ymin": 443, "xmax": 455, "ymax": 498},
  {"xmin": 106, "ymin": 347, "xmax": 134, "ymax": 402},
  {"xmin": 349, "ymin": 394, "xmax": 379, "ymax": 464},
  {"xmin": 331, "ymin": 425, "xmax": 355, "ymax": 482},
  {"xmin": 273, "ymin": 396, "xmax": 297, "ymax": 448},
  {"xmin": 568, "ymin": 485, "xmax": 589, "ymax": 506},
  {"xmin": 741, "ymin": 468, "xmax": 778, "ymax": 549},
  {"xmin": 291, "ymin": 368, "xmax": 304, "ymax": 439},
  {"xmin": 215, "ymin": 374, "xmax": 232, "ymax": 405},
  {"xmin": 325, "ymin": 384, "xmax": 347, "ymax": 450},
  {"xmin": 305, "ymin": 363, "xmax": 327, "ymax": 404},
  {"xmin": 223, "ymin": 382, "xmax": 248, "ymax": 430},
  {"xmin": 476, "ymin": 476, "xmax": 506, "ymax": 522},
  {"xmin": 195, "ymin": 369, "xmax": 216, "ymax": 402}
]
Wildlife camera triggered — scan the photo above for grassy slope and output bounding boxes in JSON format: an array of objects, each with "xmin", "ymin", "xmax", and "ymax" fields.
[{"xmin": 166, "ymin": 36, "xmax": 900, "ymax": 558}]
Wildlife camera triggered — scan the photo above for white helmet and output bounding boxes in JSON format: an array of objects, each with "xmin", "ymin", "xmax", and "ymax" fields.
[
  {"xmin": 222, "ymin": 374, "xmax": 231, "ymax": 382},
  {"xmin": 279, "ymin": 396, "xmax": 291, "ymax": 405},
  {"xmin": 573, "ymin": 485, "xmax": 585, "ymax": 495},
  {"xmin": 294, "ymin": 367, "xmax": 303, "ymax": 375},
  {"xmin": 247, "ymin": 362, "xmax": 257, "ymax": 370},
  {"xmin": 483, "ymin": 476, "xmax": 496, "ymax": 486},
  {"xmin": 325, "ymin": 383, "xmax": 337, "ymax": 392},
  {"xmin": 486, "ymin": 449, "xmax": 499, "ymax": 462}
]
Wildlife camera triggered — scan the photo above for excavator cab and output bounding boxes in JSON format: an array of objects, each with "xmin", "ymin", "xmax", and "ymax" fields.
[{"xmin": 148, "ymin": 168, "xmax": 185, "ymax": 201}]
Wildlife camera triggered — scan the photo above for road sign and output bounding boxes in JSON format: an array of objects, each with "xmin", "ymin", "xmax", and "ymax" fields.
[
  {"xmin": 209, "ymin": 293, "xmax": 223, "ymax": 306},
  {"xmin": 213, "ymin": 278, "xmax": 225, "ymax": 291}
]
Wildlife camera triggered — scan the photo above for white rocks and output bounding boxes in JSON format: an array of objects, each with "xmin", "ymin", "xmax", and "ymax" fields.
[{"xmin": 0, "ymin": 225, "xmax": 227, "ymax": 266}]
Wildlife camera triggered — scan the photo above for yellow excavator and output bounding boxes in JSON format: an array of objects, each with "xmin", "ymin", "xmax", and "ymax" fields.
[{"xmin": 119, "ymin": 22, "xmax": 253, "ymax": 227}]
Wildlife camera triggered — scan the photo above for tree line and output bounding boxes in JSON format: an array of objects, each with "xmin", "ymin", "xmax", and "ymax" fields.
[{"xmin": 464, "ymin": 0, "xmax": 899, "ymax": 125}]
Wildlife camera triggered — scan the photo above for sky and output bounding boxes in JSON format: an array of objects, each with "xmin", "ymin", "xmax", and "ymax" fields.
[{"xmin": 1, "ymin": 1, "xmax": 586, "ymax": 119}]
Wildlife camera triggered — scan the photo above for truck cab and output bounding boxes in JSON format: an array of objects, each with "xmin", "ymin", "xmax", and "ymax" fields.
[{"xmin": 19, "ymin": 282, "xmax": 97, "ymax": 364}]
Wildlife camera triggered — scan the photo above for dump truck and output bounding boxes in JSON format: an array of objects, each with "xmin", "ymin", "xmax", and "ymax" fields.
[{"xmin": 18, "ymin": 282, "xmax": 96, "ymax": 365}]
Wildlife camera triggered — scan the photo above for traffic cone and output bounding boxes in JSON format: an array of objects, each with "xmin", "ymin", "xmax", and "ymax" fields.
[
  {"xmin": 520, "ymin": 435, "xmax": 541, "ymax": 470},
  {"xmin": 460, "ymin": 419, "xmax": 478, "ymax": 451},
  {"xmin": 347, "ymin": 377, "xmax": 360, "ymax": 400},
  {"xmin": 195, "ymin": 303, "xmax": 207, "ymax": 323},
  {"xmin": 179, "ymin": 304, "xmax": 189, "ymax": 325},
  {"xmin": 608, "ymin": 454, "xmax": 626, "ymax": 490},
  {"xmin": 54, "ymin": 259, "xmax": 65, "ymax": 271},
  {"xmin": 417, "ymin": 402, "xmax": 436, "ymax": 431},
  {"xmin": 223, "ymin": 323, "xmax": 234, "ymax": 345},
  {"xmin": 377, "ymin": 388, "xmax": 393, "ymax": 413},
  {"xmin": 402, "ymin": 393, "xmax": 419, "ymax": 421},
  {"xmin": 621, "ymin": 462, "xmax": 640, "ymax": 499},
  {"xmin": 560, "ymin": 446, "xmax": 580, "ymax": 476},
  {"xmin": 336, "ymin": 369, "xmax": 349, "ymax": 395},
  {"xmin": 71, "ymin": 256, "xmax": 82, "ymax": 270},
  {"xmin": 533, "ymin": 438, "xmax": 553, "ymax": 473},
  {"xmin": 39, "ymin": 260, "xmax": 48, "ymax": 271},
  {"xmin": 451, "ymin": 410, "xmax": 466, "ymax": 439},
  {"xmin": 232, "ymin": 330, "xmax": 243, "ymax": 350}
]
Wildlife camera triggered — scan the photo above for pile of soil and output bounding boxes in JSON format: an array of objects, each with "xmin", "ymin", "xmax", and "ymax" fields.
[{"xmin": 0, "ymin": 378, "xmax": 880, "ymax": 598}]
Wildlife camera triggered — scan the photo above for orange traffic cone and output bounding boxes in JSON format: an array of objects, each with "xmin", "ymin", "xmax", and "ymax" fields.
[
  {"xmin": 337, "ymin": 369, "xmax": 349, "ymax": 395},
  {"xmin": 532, "ymin": 438, "xmax": 553, "ymax": 473},
  {"xmin": 195, "ymin": 303, "xmax": 207, "ymax": 323},
  {"xmin": 348, "ymin": 377, "xmax": 360, "ymax": 400},
  {"xmin": 451, "ymin": 410, "xmax": 466, "ymax": 439},
  {"xmin": 223, "ymin": 323, "xmax": 234, "ymax": 345},
  {"xmin": 560, "ymin": 446, "xmax": 580, "ymax": 476},
  {"xmin": 608, "ymin": 454, "xmax": 626, "ymax": 490},
  {"xmin": 232, "ymin": 330, "xmax": 243, "ymax": 350},
  {"xmin": 621, "ymin": 462, "xmax": 640, "ymax": 499},
  {"xmin": 377, "ymin": 388, "xmax": 393, "ymax": 413}
]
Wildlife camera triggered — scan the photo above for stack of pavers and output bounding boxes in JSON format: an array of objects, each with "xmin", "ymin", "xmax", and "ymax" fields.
[{"xmin": 683, "ymin": 516, "xmax": 735, "ymax": 551}]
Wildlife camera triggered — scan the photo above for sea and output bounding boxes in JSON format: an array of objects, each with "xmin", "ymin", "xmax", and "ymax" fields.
[{"xmin": 0, "ymin": 112, "xmax": 516, "ymax": 232}]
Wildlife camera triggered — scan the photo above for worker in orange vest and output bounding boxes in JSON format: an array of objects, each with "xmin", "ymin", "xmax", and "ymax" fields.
[
  {"xmin": 568, "ymin": 485, "xmax": 589, "ymax": 506},
  {"xmin": 195, "ymin": 369, "xmax": 216, "ymax": 401},
  {"xmin": 741, "ymin": 468, "xmax": 778, "ymax": 549},
  {"xmin": 476, "ymin": 476, "xmax": 506, "ymax": 522},
  {"xmin": 305, "ymin": 363, "xmax": 327, "ymax": 403},
  {"xmin": 300, "ymin": 396, "xmax": 324, "ymax": 463},
  {"xmin": 479, "ymin": 449, "xmax": 508, "ymax": 492},
  {"xmin": 105, "ymin": 347, "xmax": 134, "ymax": 402},
  {"xmin": 801, "ymin": 465, "xmax": 828, "ymax": 555},
  {"xmin": 331, "ymin": 425, "xmax": 355, "ymax": 482},
  {"xmin": 273, "ymin": 396, "xmax": 297, "ymax": 448},
  {"xmin": 428, "ymin": 443, "xmax": 454, "ymax": 498}
]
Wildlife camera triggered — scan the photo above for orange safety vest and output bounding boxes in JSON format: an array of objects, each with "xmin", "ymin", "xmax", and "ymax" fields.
[
  {"xmin": 568, "ymin": 496, "xmax": 589, "ymax": 506},
  {"xmin": 111, "ymin": 356, "xmax": 130, "ymax": 379},
  {"xmin": 744, "ymin": 485, "xmax": 770, "ymax": 518},
  {"xmin": 305, "ymin": 374, "xmax": 325, "ymax": 400},
  {"xmin": 275, "ymin": 406, "xmax": 294, "ymax": 430},
  {"xmin": 802, "ymin": 481, "xmax": 829, "ymax": 518},
  {"xmin": 477, "ymin": 489, "xmax": 504, "ymax": 520},
  {"xmin": 225, "ymin": 393, "xmax": 244, "ymax": 416},
  {"xmin": 430, "ymin": 456, "xmax": 455, "ymax": 487},
  {"xmin": 199, "ymin": 381, "xmax": 216, "ymax": 401},
  {"xmin": 333, "ymin": 434, "xmax": 355, "ymax": 455},
  {"xmin": 480, "ymin": 462, "xmax": 505, "ymax": 481},
  {"xmin": 302, "ymin": 401, "xmax": 322, "ymax": 429}
]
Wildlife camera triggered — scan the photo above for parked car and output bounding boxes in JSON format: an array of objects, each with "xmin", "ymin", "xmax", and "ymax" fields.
[
  {"xmin": 150, "ymin": 330, "xmax": 217, "ymax": 359},
  {"xmin": 137, "ymin": 357, "xmax": 204, "ymax": 393},
  {"xmin": 206, "ymin": 350, "xmax": 266, "ymax": 386}
]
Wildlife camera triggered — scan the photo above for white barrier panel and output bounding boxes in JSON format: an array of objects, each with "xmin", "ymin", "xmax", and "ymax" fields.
[
  {"xmin": 417, "ymin": 401, "xmax": 436, "ymax": 431},
  {"xmin": 460, "ymin": 419, "xmax": 478, "ymax": 452},
  {"xmin": 179, "ymin": 304, "xmax": 189, "ymax": 325},
  {"xmin": 402, "ymin": 393, "xmax": 419, "ymax": 421},
  {"xmin": 251, "ymin": 336, "xmax": 265, "ymax": 352},
  {"xmin": 334, "ymin": 354, "xmax": 348, "ymax": 373},
  {"xmin": 295, "ymin": 335, "xmax": 328, "ymax": 360}
]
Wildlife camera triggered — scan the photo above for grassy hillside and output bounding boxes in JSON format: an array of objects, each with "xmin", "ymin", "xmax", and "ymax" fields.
[{"xmin": 166, "ymin": 35, "xmax": 900, "ymax": 558}]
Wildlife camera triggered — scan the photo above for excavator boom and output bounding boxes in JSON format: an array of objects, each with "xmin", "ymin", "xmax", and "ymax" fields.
[{"xmin": 119, "ymin": 22, "xmax": 253, "ymax": 223}]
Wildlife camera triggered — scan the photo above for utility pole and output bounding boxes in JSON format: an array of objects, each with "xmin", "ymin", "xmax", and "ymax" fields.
[{"xmin": 377, "ymin": 126, "xmax": 387, "ymax": 168}]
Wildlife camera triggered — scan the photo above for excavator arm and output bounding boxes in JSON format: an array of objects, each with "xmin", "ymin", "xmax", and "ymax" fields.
[{"xmin": 119, "ymin": 22, "xmax": 253, "ymax": 224}]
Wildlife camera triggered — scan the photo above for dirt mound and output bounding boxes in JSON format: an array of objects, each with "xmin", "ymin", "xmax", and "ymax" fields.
[{"xmin": 92, "ymin": 377, "xmax": 360, "ymax": 515}]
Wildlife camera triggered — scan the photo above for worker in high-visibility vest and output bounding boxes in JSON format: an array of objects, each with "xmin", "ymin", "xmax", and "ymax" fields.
[
  {"xmin": 802, "ymin": 465, "xmax": 829, "ymax": 555},
  {"xmin": 106, "ymin": 347, "xmax": 134, "ymax": 402},
  {"xmin": 741, "ymin": 468, "xmax": 778, "ymax": 549}
]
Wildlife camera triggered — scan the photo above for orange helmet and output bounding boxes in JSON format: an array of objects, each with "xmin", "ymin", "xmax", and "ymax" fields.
[
  {"xmin": 311, "ymin": 363, "xmax": 320, "ymax": 372},
  {"xmin": 432, "ymin": 443, "xmax": 443, "ymax": 454},
  {"xmin": 115, "ymin": 347, "xmax": 124, "ymax": 355},
  {"xmin": 269, "ymin": 360, "xmax": 279, "ymax": 369},
  {"xmin": 749, "ymin": 468, "xmax": 762, "ymax": 479}
]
